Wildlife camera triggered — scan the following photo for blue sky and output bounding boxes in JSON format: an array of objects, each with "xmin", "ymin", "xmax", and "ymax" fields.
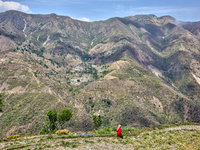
[{"xmin": 0, "ymin": 0, "xmax": 200, "ymax": 22}]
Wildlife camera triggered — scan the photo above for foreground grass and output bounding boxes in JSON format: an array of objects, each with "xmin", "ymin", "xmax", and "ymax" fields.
[
  {"xmin": 133, "ymin": 129, "xmax": 200, "ymax": 149},
  {"xmin": 1, "ymin": 124, "xmax": 200, "ymax": 149}
]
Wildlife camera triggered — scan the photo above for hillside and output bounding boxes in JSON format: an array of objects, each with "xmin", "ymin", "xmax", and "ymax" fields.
[
  {"xmin": 0, "ymin": 10, "xmax": 200, "ymax": 137},
  {"xmin": 1, "ymin": 125, "xmax": 200, "ymax": 149}
]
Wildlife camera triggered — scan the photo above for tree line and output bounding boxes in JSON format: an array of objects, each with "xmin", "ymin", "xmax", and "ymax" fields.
[{"xmin": 40, "ymin": 109, "xmax": 102, "ymax": 134}]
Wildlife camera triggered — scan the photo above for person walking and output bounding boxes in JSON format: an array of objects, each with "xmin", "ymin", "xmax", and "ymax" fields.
[{"xmin": 116, "ymin": 124, "xmax": 123, "ymax": 139}]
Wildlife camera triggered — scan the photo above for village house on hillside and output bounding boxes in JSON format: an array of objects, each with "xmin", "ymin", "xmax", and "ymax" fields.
[{"xmin": 74, "ymin": 65, "xmax": 84, "ymax": 71}]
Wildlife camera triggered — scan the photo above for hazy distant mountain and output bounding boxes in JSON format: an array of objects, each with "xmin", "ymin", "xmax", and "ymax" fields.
[{"xmin": 1, "ymin": 10, "xmax": 200, "ymax": 137}]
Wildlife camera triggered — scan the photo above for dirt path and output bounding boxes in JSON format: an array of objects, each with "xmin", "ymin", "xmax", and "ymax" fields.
[{"xmin": 28, "ymin": 67, "xmax": 40, "ymax": 87}]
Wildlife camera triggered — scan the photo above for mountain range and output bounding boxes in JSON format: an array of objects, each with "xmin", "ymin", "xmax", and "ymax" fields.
[{"xmin": 0, "ymin": 10, "xmax": 200, "ymax": 137}]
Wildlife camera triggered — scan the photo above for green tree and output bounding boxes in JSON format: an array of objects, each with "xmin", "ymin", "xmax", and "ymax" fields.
[
  {"xmin": 92, "ymin": 115, "xmax": 102, "ymax": 130},
  {"xmin": 0, "ymin": 93, "xmax": 3, "ymax": 112},
  {"xmin": 45, "ymin": 110, "xmax": 58, "ymax": 133},
  {"xmin": 58, "ymin": 109, "xmax": 73, "ymax": 129},
  {"xmin": 40, "ymin": 109, "xmax": 73, "ymax": 134}
]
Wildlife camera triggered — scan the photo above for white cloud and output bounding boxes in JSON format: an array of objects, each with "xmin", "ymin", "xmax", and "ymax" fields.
[
  {"xmin": 74, "ymin": 17, "xmax": 90, "ymax": 22},
  {"xmin": 133, "ymin": 7, "xmax": 190, "ymax": 14},
  {"xmin": 0, "ymin": 0, "xmax": 32, "ymax": 13},
  {"xmin": 113, "ymin": 4, "xmax": 124, "ymax": 10},
  {"xmin": 115, "ymin": 6, "xmax": 199, "ymax": 16}
]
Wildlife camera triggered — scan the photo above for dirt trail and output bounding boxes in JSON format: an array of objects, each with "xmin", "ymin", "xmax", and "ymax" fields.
[{"xmin": 28, "ymin": 68, "xmax": 40, "ymax": 87}]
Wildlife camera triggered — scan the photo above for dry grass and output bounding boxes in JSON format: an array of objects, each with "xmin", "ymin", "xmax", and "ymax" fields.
[{"xmin": 1, "ymin": 125, "xmax": 200, "ymax": 150}]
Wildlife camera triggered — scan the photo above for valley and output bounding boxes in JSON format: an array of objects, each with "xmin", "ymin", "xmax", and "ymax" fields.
[{"xmin": 0, "ymin": 10, "xmax": 200, "ymax": 138}]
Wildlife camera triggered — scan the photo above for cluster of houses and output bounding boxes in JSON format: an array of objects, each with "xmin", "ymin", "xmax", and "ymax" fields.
[{"xmin": 69, "ymin": 65, "xmax": 90, "ymax": 84}]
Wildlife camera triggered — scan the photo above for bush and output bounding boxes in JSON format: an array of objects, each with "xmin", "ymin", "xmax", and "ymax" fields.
[
  {"xmin": 93, "ymin": 115, "xmax": 102, "ymax": 130},
  {"xmin": 46, "ymin": 134, "xmax": 53, "ymax": 139},
  {"xmin": 40, "ymin": 109, "xmax": 73, "ymax": 134},
  {"xmin": 102, "ymin": 99, "xmax": 112, "ymax": 106},
  {"xmin": 55, "ymin": 129, "xmax": 69, "ymax": 135},
  {"xmin": 93, "ymin": 127, "xmax": 115, "ymax": 135},
  {"xmin": 52, "ymin": 129, "xmax": 57, "ymax": 134},
  {"xmin": 7, "ymin": 135, "xmax": 20, "ymax": 139},
  {"xmin": 39, "ymin": 125, "xmax": 50, "ymax": 135}
]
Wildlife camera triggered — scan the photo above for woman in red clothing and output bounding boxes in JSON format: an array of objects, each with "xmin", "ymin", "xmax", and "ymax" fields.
[{"xmin": 116, "ymin": 124, "xmax": 123, "ymax": 139}]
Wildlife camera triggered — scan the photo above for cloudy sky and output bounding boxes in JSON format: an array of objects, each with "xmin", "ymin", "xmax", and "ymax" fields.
[{"xmin": 0, "ymin": 0, "xmax": 200, "ymax": 22}]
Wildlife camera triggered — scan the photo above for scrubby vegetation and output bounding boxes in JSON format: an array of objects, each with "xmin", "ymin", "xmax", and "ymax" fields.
[
  {"xmin": 7, "ymin": 135, "xmax": 20, "ymax": 139},
  {"xmin": 55, "ymin": 129, "xmax": 69, "ymax": 135},
  {"xmin": 92, "ymin": 115, "xmax": 103, "ymax": 130},
  {"xmin": 1, "ymin": 11, "xmax": 200, "ymax": 142},
  {"xmin": 0, "ymin": 93, "xmax": 3, "ymax": 112},
  {"xmin": 1, "ymin": 124, "xmax": 200, "ymax": 149},
  {"xmin": 39, "ymin": 109, "xmax": 73, "ymax": 134}
]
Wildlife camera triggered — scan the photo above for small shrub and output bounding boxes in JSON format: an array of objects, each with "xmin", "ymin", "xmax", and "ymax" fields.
[
  {"xmin": 46, "ymin": 134, "xmax": 53, "ymax": 139},
  {"xmin": 39, "ymin": 125, "xmax": 50, "ymax": 135},
  {"xmin": 93, "ymin": 115, "xmax": 102, "ymax": 130},
  {"xmin": 52, "ymin": 129, "xmax": 57, "ymax": 134},
  {"xmin": 93, "ymin": 127, "xmax": 116, "ymax": 137},
  {"xmin": 72, "ymin": 144, "xmax": 78, "ymax": 148},
  {"xmin": 55, "ymin": 129, "xmax": 69, "ymax": 135},
  {"xmin": 102, "ymin": 99, "xmax": 112, "ymax": 106},
  {"xmin": 7, "ymin": 135, "xmax": 20, "ymax": 139},
  {"xmin": 60, "ymin": 140, "xmax": 71, "ymax": 147},
  {"xmin": 85, "ymin": 140, "xmax": 95, "ymax": 144}
]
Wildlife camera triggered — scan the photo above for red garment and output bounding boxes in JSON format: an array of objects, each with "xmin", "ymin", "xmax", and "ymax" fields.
[
  {"xmin": 116, "ymin": 127, "xmax": 123, "ymax": 139},
  {"xmin": 117, "ymin": 127, "xmax": 121, "ymax": 135}
]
